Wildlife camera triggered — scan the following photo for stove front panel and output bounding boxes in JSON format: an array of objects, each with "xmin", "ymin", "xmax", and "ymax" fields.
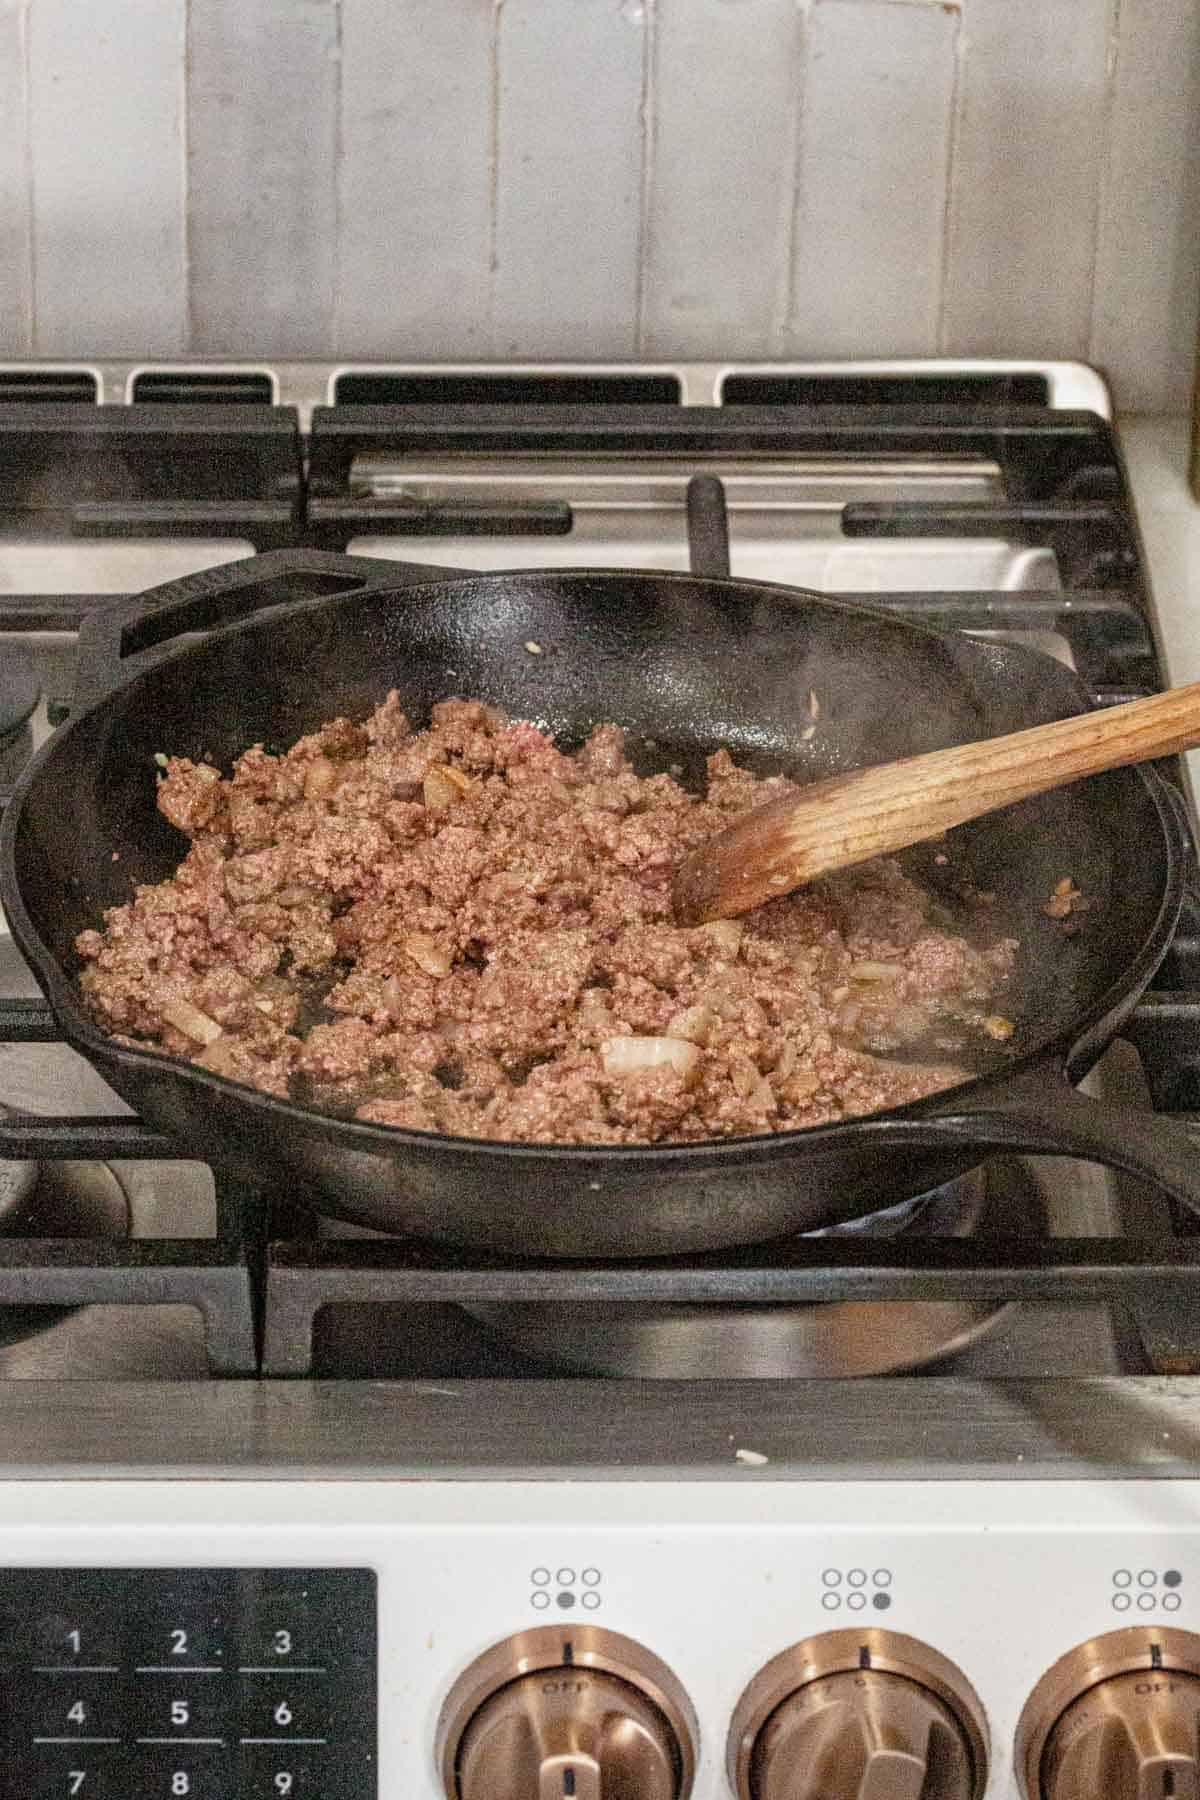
[{"xmin": 0, "ymin": 1479, "xmax": 1197, "ymax": 1799}]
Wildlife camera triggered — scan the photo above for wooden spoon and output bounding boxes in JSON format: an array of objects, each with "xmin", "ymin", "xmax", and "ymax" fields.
[{"xmin": 672, "ymin": 681, "xmax": 1200, "ymax": 925}]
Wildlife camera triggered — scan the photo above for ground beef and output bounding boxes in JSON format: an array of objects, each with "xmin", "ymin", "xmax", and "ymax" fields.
[{"xmin": 75, "ymin": 697, "xmax": 1018, "ymax": 1144}]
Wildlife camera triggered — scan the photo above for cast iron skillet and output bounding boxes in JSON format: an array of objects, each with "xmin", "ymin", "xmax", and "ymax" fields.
[{"xmin": 2, "ymin": 546, "xmax": 1198, "ymax": 1257}]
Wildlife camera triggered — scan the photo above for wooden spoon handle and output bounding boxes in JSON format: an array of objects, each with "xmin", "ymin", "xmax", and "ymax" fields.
[{"xmin": 673, "ymin": 680, "xmax": 1200, "ymax": 925}]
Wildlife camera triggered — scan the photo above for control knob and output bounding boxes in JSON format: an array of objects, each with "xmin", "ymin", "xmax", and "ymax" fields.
[
  {"xmin": 1017, "ymin": 1627, "xmax": 1200, "ymax": 1799},
  {"xmin": 729, "ymin": 1629, "xmax": 988, "ymax": 1800},
  {"xmin": 437, "ymin": 1625, "xmax": 696, "ymax": 1800}
]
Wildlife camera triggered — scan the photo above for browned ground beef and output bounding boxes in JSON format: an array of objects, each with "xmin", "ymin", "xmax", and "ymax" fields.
[{"xmin": 74, "ymin": 696, "xmax": 1017, "ymax": 1144}]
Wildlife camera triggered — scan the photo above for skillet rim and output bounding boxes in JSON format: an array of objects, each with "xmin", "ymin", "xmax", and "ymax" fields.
[{"xmin": 0, "ymin": 565, "xmax": 1185, "ymax": 1169}]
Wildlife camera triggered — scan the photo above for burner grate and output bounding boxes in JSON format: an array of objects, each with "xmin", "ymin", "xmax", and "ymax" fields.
[
  {"xmin": 0, "ymin": 381, "xmax": 1195, "ymax": 1380},
  {"xmin": 0, "ymin": 978, "xmax": 1197, "ymax": 1378},
  {"xmin": 0, "ymin": 995, "xmax": 257, "ymax": 1373}
]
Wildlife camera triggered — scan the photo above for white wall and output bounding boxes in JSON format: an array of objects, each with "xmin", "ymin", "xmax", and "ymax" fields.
[{"xmin": 1, "ymin": 0, "xmax": 1197, "ymax": 411}]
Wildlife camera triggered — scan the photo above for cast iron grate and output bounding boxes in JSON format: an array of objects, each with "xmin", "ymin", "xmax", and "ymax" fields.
[{"xmin": 0, "ymin": 972, "xmax": 1197, "ymax": 1377}]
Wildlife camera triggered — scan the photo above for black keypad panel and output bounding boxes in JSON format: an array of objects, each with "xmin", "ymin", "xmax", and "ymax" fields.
[{"xmin": 0, "ymin": 1571, "xmax": 375, "ymax": 1800}]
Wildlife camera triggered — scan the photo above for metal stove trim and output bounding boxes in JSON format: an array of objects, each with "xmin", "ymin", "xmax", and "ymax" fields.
[
  {"xmin": 0, "ymin": 358, "xmax": 1113, "ymax": 427},
  {"xmin": 0, "ymin": 1378, "xmax": 1195, "ymax": 1481},
  {"xmin": 122, "ymin": 362, "xmax": 281, "ymax": 404}
]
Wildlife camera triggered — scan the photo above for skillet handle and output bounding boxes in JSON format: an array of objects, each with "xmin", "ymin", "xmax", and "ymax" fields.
[
  {"xmin": 888, "ymin": 1066, "xmax": 1200, "ymax": 1216},
  {"xmin": 72, "ymin": 546, "xmax": 469, "ymax": 713}
]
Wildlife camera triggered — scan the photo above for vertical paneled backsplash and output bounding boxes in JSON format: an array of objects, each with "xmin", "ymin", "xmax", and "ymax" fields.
[
  {"xmin": 188, "ymin": 0, "xmax": 340, "ymax": 354},
  {"xmin": 492, "ymin": 0, "xmax": 647, "ymax": 356},
  {"xmin": 791, "ymin": 1, "xmax": 958, "ymax": 355},
  {"xmin": 941, "ymin": 0, "xmax": 1113, "ymax": 360},
  {"xmin": 27, "ymin": 0, "xmax": 187, "ymax": 352},
  {"xmin": 0, "ymin": 0, "xmax": 1197, "ymax": 410}
]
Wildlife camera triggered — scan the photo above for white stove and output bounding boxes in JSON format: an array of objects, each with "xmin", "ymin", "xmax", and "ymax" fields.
[{"xmin": 0, "ymin": 358, "xmax": 1194, "ymax": 1800}]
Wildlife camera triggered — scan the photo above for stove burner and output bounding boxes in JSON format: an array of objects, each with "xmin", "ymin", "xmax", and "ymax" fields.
[{"xmin": 466, "ymin": 1168, "xmax": 1019, "ymax": 1379}]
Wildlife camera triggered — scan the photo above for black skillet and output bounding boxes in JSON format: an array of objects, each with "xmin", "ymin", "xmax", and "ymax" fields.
[{"xmin": 1, "ymin": 525, "xmax": 1197, "ymax": 1257}]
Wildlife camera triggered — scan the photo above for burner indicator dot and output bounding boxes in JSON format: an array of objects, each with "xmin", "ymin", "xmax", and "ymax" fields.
[
  {"xmin": 1164, "ymin": 1593, "xmax": 1183, "ymax": 1612},
  {"xmin": 531, "ymin": 1568, "xmax": 552, "ymax": 1587},
  {"xmin": 821, "ymin": 1570, "xmax": 842, "ymax": 1588},
  {"xmin": 872, "ymin": 1593, "xmax": 892, "ymax": 1611},
  {"xmin": 556, "ymin": 1592, "xmax": 576, "ymax": 1611},
  {"xmin": 1113, "ymin": 1569, "xmax": 1132, "ymax": 1588},
  {"xmin": 821, "ymin": 1593, "xmax": 841, "ymax": 1612},
  {"xmin": 1165, "ymin": 1570, "xmax": 1183, "ymax": 1588},
  {"xmin": 1112, "ymin": 1593, "xmax": 1132, "ymax": 1612}
]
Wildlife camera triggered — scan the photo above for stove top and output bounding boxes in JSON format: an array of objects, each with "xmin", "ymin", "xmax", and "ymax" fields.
[{"xmin": 0, "ymin": 356, "xmax": 1193, "ymax": 1407}]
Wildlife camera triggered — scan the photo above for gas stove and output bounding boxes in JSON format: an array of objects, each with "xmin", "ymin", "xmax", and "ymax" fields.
[{"xmin": 0, "ymin": 359, "xmax": 1196, "ymax": 1800}]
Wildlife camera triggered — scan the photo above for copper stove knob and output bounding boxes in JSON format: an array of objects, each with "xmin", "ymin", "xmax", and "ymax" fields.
[
  {"xmin": 729, "ymin": 1631, "xmax": 988, "ymax": 1800},
  {"xmin": 1016, "ymin": 1630, "xmax": 1200, "ymax": 1800},
  {"xmin": 437, "ymin": 1626, "xmax": 697, "ymax": 1800},
  {"xmin": 748, "ymin": 1669, "xmax": 974, "ymax": 1800},
  {"xmin": 1040, "ymin": 1669, "xmax": 1200, "ymax": 1799},
  {"xmin": 457, "ymin": 1668, "xmax": 679, "ymax": 1800}
]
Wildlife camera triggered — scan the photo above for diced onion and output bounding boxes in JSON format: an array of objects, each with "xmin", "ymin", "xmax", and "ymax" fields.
[
  {"xmin": 161, "ymin": 999, "xmax": 223, "ymax": 1045},
  {"xmin": 578, "ymin": 986, "xmax": 614, "ymax": 1019},
  {"xmin": 422, "ymin": 768, "xmax": 461, "ymax": 810},
  {"xmin": 850, "ymin": 960, "xmax": 905, "ymax": 981},
  {"xmin": 601, "ymin": 1036, "xmax": 701, "ymax": 1085},
  {"xmin": 274, "ymin": 885, "xmax": 319, "ymax": 907},
  {"xmin": 304, "ymin": 756, "xmax": 336, "ymax": 800},
  {"xmin": 695, "ymin": 920, "xmax": 743, "ymax": 955},
  {"xmin": 403, "ymin": 934, "xmax": 452, "ymax": 977},
  {"xmin": 195, "ymin": 1037, "xmax": 243, "ymax": 1077},
  {"xmin": 730, "ymin": 1055, "xmax": 773, "ymax": 1108},
  {"xmin": 666, "ymin": 1004, "xmax": 717, "ymax": 1046}
]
